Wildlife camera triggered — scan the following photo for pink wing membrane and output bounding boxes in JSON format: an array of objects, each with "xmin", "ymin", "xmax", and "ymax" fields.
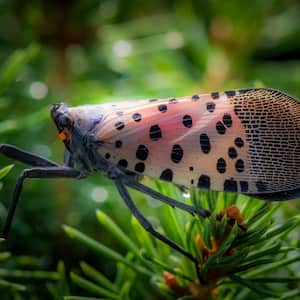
[
  {"xmin": 95, "ymin": 91, "xmax": 251, "ymax": 193},
  {"xmin": 77, "ymin": 88, "xmax": 300, "ymax": 195}
]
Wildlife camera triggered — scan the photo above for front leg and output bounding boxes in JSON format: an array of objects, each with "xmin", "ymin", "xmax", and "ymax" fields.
[
  {"xmin": 1, "ymin": 166, "xmax": 80, "ymax": 239},
  {"xmin": 0, "ymin": 144, "xmax": 58, "ymax": 167}
]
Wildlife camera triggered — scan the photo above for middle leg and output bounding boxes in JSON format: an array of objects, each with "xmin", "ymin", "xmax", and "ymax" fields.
[
  {"xmin": 123, "ymin": 177, "xmax": 211, "ymax": 218},
  {"xmin": 115, "ymin": 178, "xmax": 205, "ymax": 283}
]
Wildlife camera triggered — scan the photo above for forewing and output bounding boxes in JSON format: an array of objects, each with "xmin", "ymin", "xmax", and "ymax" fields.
[{"xmin": 96, "ymin": 89, "xmax": 300, "ymax": 199}]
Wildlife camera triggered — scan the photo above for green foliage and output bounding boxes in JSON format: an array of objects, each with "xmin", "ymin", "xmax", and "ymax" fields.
[{"xmin": 65, "ymin": 183, "xmax": 300, "ymax": 299}]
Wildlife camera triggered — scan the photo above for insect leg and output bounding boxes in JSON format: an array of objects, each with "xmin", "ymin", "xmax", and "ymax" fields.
[
  {"xmin": 123, "ymin": 178, "xmax": 211, "ymax": 218},
  {"xmin": 125, "ymin": 179, "xmax": 246, "ymax": 231},
  {"xmin": 115, "ymin": 179, "xmax": 205, "ymax": 283},
  {"xmin": 1, "ymin": 166, "xmax": 80, "ymax": 239},
  {"xmin": 0, "ymin": 144, "xmax": 58, "ymax": 167}
]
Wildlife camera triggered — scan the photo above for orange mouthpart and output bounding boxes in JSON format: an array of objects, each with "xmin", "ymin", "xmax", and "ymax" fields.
[{"xmin": 59, "ymin": 131, "xmax": 67, "ymax": 141}]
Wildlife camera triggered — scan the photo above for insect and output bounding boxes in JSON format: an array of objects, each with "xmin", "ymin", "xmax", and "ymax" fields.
[{"xmin": 1, "ymin": 87, "xmax": 300, "ymax": 280}]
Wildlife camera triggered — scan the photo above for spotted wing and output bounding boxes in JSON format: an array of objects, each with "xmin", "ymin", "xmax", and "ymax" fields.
[{"xmin": 95, "ymin": 88, "xmax": 300, "ymax": 200}]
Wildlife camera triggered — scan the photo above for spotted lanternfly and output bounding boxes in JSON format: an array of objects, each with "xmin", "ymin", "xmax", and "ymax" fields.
[{"xmin": 1, "ymin": 88, "xmax": 300, "ymax": 277}]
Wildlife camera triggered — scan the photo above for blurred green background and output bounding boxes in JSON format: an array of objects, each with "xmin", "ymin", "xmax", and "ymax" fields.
[{"xmin": 0, "ymin": 0, "xmax": 300, "ymax": 298}]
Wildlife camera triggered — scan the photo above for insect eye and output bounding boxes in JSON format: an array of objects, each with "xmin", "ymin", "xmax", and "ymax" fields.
[{"xmin": 58, "ymin": 114, "xmax": 73, "ymax": 128}]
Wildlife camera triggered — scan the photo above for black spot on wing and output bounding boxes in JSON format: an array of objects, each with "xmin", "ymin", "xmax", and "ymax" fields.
[
  {"xmin": 136, "ymin": 145, "xmax": 149, "ymax": 161},
  {"xmin": 225, "ymin": 90, "xmax": 236, "ymax": 97},
  {"xmin": 200, "ymin": 133, "xmax": 211, "ymax": 154},
  {"xmin": 149, "ymin": 125, "xmax": 162, "ymax": 140},
  {"xmin": 132, "ymin": 113, "xmax": 142, "ymax": 122},
  {"xmin": 158, "ymin": 104, "xmax": 167, "ymax": 113},
  {"xmin": 240, "ymin": 181, "xmax": 248, "ymax": 192},
  {"xmin": 198, "ymin": 175, "xmax": 211, "ymax": 189},
  {"xmin": 216, "ymin": 122, "xmax": 226, "ymax": 134},
  {"xmin": 171, "ymin": 144, "xmax": 184, "ymax": 163},
  {"xmin": 235, "ymin": 159, "xmax": 245, "ymax": 172},
  {"xmin": 235, "ymin": 137, "xmax": 244, "ymax": 148},
  {"xmin": 115, "ymin": 140, "xmax": 122, "ymax": 148},
  {"xmin": 211, "ymin": 92, "xmax": 220, "ymax": 99},
  {"xmin": 217, "ymin": 158, "xmax": 227, "ymax": 173},
  {"xmin": 223, "ymin": 114, "xmax": 232, "ymax": 128},
  {"xmin": 206, "ymin": 102, "xmax": 215, "ymax": 112},
  {"xmin": 192, "ymin": 95, "xmax": 200, "ymax": 101},
  {"xmin": 134, "ymin": 162, "xmax": 145, "ymax": 173},
  {"xmin": 238, "ymin": 88, "xmax": 252, "ymax": 94},
  {"xmin": 160, "ymin": 169, "xmax": 173, "ymax": 181},
  {"xmin": 228, "ymin": 147, "xmax": 237, "ymax": 159},
  {"xmin": 115, "ymin": 121, "xmax": 125, "ymax": 130},
  {"xmin": 182, "ymin": 115, "xmax": 193, "ymax": 128},
  {"xmin": 118, "ymin": 159, "xmax": 128, "ymax": 168},
  {"xmin": 224, "ymin": 179, "xmax": 238, "ymax": 192},
  {"xmin": 169, "ymin": 98, "xmax": 177, "ymax": 104}
]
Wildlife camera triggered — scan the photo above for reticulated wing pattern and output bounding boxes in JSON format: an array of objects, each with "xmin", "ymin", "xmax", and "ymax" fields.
[{"xmin": 231, "ymin": 88, "xmax": 300, "ymax": 194}]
